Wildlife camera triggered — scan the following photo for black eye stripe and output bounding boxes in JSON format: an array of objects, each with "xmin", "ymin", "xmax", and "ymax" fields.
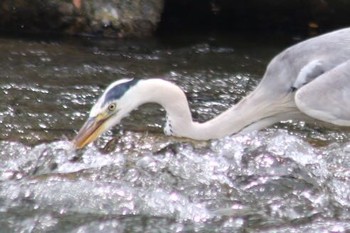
[{"xmin": 102, "ymin": 79, "xmax": 139, "ymax": 107}]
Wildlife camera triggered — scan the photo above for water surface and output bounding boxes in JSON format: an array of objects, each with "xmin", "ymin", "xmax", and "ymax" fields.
[{"xmin": 0, "ymin": 31, "xmax": 350, "ymax": 232}]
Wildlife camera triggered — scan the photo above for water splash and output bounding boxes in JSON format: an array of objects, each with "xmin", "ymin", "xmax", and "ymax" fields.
[
  {"xmin": 0, "ymin": 129, "xmax": 350, "ymax": 232},
  {"xmin": 0, "ymin": 33, "xmax": 350, "ymax": 232}
]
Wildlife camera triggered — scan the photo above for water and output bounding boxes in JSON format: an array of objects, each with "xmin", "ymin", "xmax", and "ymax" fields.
[{"xmin": 0, "ymin": 31, "xmax": 350, "ymax": 232}]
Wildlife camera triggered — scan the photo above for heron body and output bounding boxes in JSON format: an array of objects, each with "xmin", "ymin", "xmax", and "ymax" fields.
[{"xmin": 73, "ymin": 28, "xmax": 350, "ymax": 149}]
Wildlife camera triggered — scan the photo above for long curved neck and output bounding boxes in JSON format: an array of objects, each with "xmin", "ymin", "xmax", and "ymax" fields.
[{"xmin": 134, "ymin": 79, "xmax": 295, "ymax": 140}]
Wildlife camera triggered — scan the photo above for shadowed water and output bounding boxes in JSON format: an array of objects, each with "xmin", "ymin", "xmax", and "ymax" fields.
[{"xmin": 0, "ymin": 32, "xmax": 350, "ymax": 232}]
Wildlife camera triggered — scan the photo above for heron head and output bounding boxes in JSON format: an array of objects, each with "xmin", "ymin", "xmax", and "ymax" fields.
[{"xmin": 72, "ymin": 78, "xmax": 140, "ymax": 149}]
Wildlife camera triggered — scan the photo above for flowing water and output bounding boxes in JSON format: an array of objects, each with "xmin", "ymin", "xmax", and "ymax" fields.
[{"xmin": 0, "ymin": 31, "xmax": 350, "ymax": 232}]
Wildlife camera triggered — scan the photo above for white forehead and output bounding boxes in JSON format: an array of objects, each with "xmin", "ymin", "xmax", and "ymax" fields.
[{"xmin": 89, "ymin": 78, "xmax": 133, "ymax": 117}]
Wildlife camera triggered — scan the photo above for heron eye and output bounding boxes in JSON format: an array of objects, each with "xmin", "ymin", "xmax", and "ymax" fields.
[{"xmin": 108, "ymin": 103, "xmax": 117, "ymax": 112}]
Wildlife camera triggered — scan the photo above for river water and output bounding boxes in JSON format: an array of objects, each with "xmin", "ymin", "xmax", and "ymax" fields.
[{"xmin": 0, "ymin": 31, "xmax": 350, "ymax": 232}]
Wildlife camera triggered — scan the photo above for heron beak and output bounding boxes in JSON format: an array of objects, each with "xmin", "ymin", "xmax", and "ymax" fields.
[{"xmin": 72, "ymin": 115, "xmax": 107, "ymax": 149}]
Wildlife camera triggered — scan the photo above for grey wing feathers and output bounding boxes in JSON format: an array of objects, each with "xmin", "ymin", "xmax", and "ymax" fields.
[
  {"xmin": 292, "ymin": 60, "xmax": 324, "ymax": 91},
  {"xmin": 295, "ymin": 60, "xmax": 350, "ymax": 126}
]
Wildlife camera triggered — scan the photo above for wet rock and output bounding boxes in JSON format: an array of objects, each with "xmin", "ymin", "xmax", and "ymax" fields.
[
  {"xmin": 1, "ymin": 0, "xmax": 350, "ymax": 37},
  {"xmin": 0, "ymin": 0, "xmax": 164, "ymax": 37}
]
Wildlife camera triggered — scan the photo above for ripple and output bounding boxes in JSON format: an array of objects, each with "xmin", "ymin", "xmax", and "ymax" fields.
[
  {"xmin": 0, "ymin": 129, "xmax": 349, "ymax": 231},
  {"xmin": 1, "ymin": 33, "xmax": 350, "ymax": 232}
]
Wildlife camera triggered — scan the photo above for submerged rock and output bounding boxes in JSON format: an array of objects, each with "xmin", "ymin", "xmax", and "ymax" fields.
[{"xmin": 0, "ymin": 0, "xmax": 164, "ymax": 37}]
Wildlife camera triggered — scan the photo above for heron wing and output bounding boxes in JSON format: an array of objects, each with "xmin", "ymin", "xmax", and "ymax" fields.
[
  {"xmin": 292, "ymin": 59, "xmax": 324, "ymax": 90},
  {"xmin": 295, "ymin": 60, "xmax": 350, "ymax": 126}
]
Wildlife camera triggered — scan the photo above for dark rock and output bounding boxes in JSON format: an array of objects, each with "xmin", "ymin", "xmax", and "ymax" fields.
[
  {"xmin": 0, "ymin": 0, "xmax": 164, "ymax": 37},
  {"xmin": 1, "ymin": 0, "xmax": 350, "ymax": 37}
]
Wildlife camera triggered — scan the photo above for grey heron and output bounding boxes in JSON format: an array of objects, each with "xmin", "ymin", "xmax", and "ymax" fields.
[{"xmin": 73, "ymin": 28, "xmax": 350, "ymax": 149}]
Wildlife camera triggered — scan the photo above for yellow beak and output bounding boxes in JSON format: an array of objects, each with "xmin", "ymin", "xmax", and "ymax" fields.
[{"xmin": 72, "ymin": 116, "xmax": 107, "ymax": 149}]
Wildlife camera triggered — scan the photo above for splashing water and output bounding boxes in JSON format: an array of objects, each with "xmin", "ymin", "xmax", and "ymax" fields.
[
  {"xmin": 0, "ymin": 33, "xmax": 350, "ymax": 232},
  {"xmin": 1, "ymin": 129, "xmax": 350, "ymax": 232}
]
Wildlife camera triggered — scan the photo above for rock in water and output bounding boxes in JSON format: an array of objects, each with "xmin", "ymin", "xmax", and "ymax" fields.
[{"xmin": 0, "ymin": 0, "xmax": 164, "ymax": 37}]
